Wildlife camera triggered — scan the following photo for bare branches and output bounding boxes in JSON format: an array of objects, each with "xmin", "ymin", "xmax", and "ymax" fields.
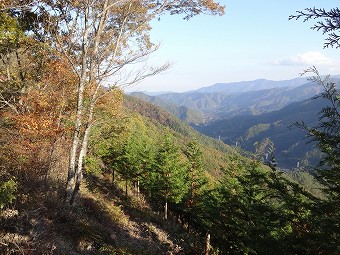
[
  {"xmin": 0, "ymin": 94, "xmax": 19, "ymax": 114},
  {"xmin": 165, "ymin": 0, "xmax": 225, "ymax": 20},
  {"xmin": 289, "ymin": 7, "xmax": 340, "ymax": 48},
  {"xmin": 0, "ymin": 0, "xmax": 36, "ymax": 11}
]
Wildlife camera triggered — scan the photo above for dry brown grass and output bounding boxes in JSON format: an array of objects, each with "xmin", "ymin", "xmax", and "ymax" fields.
[{"xmin": 0, "ymin": 172, "xmax": 205, "ymax": 254}]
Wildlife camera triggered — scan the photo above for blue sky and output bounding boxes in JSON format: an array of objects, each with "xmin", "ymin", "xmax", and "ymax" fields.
[{"xmin": 127, "ymin": 0, "xmax": 340, "ymax": 92}]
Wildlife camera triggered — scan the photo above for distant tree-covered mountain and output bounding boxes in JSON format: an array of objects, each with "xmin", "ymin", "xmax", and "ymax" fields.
[
  {"xmin": 195, "ymin": 77, "xmax": 310, "ymax": 94},
  {"xmin": 129, "ymin": 92, "xmax": 205, "ymax": 124},
  {"xmin": 131, "ymin": 77, "xmax": 340, "ymax": 122},
  {"xmin": 193, "ymin": 95, "xmax": 332, "ymax": 170}
]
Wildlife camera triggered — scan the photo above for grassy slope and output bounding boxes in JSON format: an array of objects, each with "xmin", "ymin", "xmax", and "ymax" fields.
[
  {"xmin": 0, "ymin": 173, "xmax": 207, "ymax": 254},
  {"xmin": 1, "ymin": 96, "xmax": 231, "ymax": 254}
]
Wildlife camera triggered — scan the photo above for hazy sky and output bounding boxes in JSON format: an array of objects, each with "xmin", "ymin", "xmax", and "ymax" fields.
[{"xmin": 126, "ymin": 0, "xmax": 340, "ymax": 92}]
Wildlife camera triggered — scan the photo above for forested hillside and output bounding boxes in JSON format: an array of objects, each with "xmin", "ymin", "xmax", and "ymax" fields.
[
  {"xmin": 131, "ymin": 79, "xmax": 339, "ymax": 171},
  {"xmin": 128, "ymin": 92, "xmax": 205, "ymax": 124},
  {"xmin": 194, "ymin": 95, "xmax": 331, "ymax": 170},
  {"xmin": 1, "ymin": 84, "xmax": 329, "ymax": 254},
  {"xmin": 0, "ymin": 1, "xmax": 339, "ymax": 255}
]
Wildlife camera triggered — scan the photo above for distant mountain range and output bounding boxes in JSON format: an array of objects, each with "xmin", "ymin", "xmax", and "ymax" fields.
[
  {"xmin": 194, "ymin": 77, "xmax": 310, "ymax": 94},
  {"xmin": 194, "ymin": 96, "xmax": 331, "ymax": 170},
  {"xmin": 131, "ymin": 76, "xmax": 340, "ymax": 123},
  {"xmin": 129, "ymin": 76, "xmax": 340, "ymax": 170}
]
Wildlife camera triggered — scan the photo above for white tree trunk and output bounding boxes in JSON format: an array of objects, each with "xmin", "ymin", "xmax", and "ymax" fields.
[
  {"xmin": 69, "ymin": 89, "xmax": 97, "ymax": 204},
  {"xmin": 164, "ymin": 198, "xmax": 168, "ymax": 220},
  {"xmin": 136, "ymin": 179, "xmax": 140, "ymax": 199},
  {"xmin": 205, "ymin": 233, "xmax": 211, "ymax": 255},
  {"xmin": 65, "ymin": 80, "xmax": 85, "ymax": 204}
]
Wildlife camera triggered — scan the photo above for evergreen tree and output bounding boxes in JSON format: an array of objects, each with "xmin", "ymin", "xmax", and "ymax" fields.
[
  {"xmin": 154, "ymin": 134, "xmax": 188, "ymax": 220},
  {"xmin": 294, "ymin": 68, "xmax": 340, "ymax": 254},
  {"xmin": 117, "ymin": 131, "xmax": 155, "ymax": 197},
  {"xmin": 182, "ymin": 140, "xmax": 207, "ymax": 230},
  {"xmin": 196, "ymin": 154, "xmax": 317, "ymax": 254},
  {"xmin": 99, "ymin": 116, "xmax": 155, "ymax": 197},
  {"xmin": 290, "ymin": 6, "xmax": 340, "ymax": 252},
  {"xmin": 289, "ymin": 7, "xmax": 340, "ymax": 48}
]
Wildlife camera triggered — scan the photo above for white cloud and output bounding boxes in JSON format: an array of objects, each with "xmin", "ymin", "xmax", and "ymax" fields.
[{"xmin": 274, "ymin": 51, "xmax": 333, "ymax": 66}]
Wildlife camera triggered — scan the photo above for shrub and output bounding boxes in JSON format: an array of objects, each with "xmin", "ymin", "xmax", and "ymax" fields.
[{"xmin": 0, "ymin": 178, "xmax": 17, "ymax": 210}]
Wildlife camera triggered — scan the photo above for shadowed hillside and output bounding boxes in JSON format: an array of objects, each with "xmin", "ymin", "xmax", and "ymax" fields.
[{"xmin": 193, "ymin": 95, "xmax": 331, "ymax": 170}]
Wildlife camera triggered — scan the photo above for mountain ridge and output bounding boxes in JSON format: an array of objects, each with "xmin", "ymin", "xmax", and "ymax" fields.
[
  {"xmin": 193, "ymin": 95, "xmax": 330, "ymax": 170},
  {"xmin": 131, "ymin": 77, "xmax": 340, "ymax": 122},
  {"xmin": 195, "ymin": 77, "xmax": 310, "ymax": 94}
]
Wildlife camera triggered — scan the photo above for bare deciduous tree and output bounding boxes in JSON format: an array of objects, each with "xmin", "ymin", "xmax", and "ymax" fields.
[{"xmin": 23, "ymin": 0, "xmax": 224, "ymax": 204}]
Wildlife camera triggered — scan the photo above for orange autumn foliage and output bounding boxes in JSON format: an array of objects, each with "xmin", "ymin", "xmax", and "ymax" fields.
[{"xmin": 0, "ymin": 54, "xmax": 77, "ymax": 186}]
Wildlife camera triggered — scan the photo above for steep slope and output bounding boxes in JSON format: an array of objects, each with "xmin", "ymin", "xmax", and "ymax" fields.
[
  {"xmin": 0, "ymin": 170, "xmax": 210, "ymax": 254},
  {"xmin": 1, "ymin": 93, "xmax": 326, "ymax": 255},
  {"xmin": 123, "ymin": 95, "xmax": 235, "ymax": 177},
  {"xmin": 128, "ymin": 92, "xmax": 205, "ymax": 124},
  {"xmin": 0, "ymin": 96, "xmax": 238, "ymax": 255}
]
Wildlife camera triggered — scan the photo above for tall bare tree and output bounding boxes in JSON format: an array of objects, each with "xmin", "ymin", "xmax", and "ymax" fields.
[{"xmin": 21, "ymin": 0, "xmax": 224, "ymax": 204}]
